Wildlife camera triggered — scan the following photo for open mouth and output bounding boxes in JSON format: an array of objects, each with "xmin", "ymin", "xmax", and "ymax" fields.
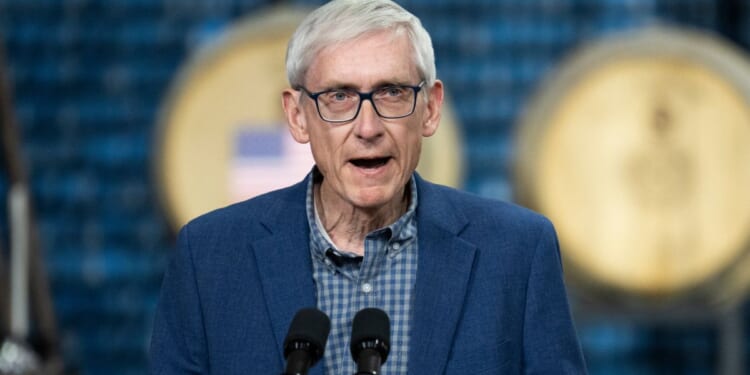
[{"xmin": 350, "ymin": 157, "xmax": 391, "ymax": 169}]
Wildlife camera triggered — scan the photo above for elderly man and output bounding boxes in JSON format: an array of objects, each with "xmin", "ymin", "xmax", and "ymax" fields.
[{"xmin": 150, "ymin": 0, "xmax": 587, "ymax": 374}]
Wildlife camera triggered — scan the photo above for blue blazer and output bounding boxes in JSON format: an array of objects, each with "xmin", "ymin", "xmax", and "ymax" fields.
[{"xmin": 150, "ymin": 174, "xmax": 587, "ymax": 374}]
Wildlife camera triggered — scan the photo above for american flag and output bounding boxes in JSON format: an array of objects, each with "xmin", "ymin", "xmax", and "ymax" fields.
[{"xmin": 229, "ymin": 124, "xmax": 314, "ymax": 202}]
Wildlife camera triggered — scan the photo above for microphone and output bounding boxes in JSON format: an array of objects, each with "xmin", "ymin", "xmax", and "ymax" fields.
[
  {"xmin": 283, "ymin": 308, "xmax": 331, "ymax": 375},
  {"xmin": 350, "ymin": 308, "xmax": 390, "ymax": 375}
]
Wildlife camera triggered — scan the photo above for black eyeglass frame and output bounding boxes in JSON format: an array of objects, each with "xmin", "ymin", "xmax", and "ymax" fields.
[{"xmin": 296, "ymin": 81, "xmax": 426, "ymax": 123}]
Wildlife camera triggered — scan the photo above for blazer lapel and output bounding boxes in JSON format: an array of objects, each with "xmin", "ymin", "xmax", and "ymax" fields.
[
  {"xmin": 251, "ymin": 178, "xmax": 321, "ymax": 374},
  {"xmin": 409, "ymin": 176, "xmax": 477, "ymax": 375}
]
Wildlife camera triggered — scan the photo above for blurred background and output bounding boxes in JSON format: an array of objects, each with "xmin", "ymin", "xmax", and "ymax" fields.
[{"xmin": 1, "ymin": 0, "xmax": 750, "ymax": 374}]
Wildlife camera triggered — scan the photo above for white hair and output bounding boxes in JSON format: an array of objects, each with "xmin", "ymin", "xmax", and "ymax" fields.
[{"xmin": 285, "ymin": 0, "xmax": 436, "ymax": 89}]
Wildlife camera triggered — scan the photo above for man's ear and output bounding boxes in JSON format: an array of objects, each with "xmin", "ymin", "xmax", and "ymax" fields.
[
  {"xmin": 282, "ymin": 88, "xmax": 310, "ymax": 144},
  {"xmin": 422, "ymin": 79, "xmax": 444, "ymax": 137}
]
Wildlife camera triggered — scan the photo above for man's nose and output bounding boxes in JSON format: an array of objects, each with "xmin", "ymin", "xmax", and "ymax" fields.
[{"xmin": 353, "ymin": 99, "xmax": 384, "ymax": 140}]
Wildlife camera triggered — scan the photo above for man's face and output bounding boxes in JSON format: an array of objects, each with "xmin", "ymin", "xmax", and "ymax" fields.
[{"xmin": 283, "ymin": 30, "xmax": 443, "ymax": 210}]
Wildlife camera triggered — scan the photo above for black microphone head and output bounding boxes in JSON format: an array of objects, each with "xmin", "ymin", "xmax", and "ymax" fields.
[
  {"xmin": 283, "ymin": 308, "xmax": 331, "ymax": 364},
  {"xmin": 350, "ymin": 308, "xmax": 390, "ymax": 364}
]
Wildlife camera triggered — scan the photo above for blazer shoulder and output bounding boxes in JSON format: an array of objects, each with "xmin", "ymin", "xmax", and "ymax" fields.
[
  {"xmin": 182, "ymin": 179, "xmax": 306, "ymax": 237},
  {"xmin": 424, "ymin": 180, "xmax": 552, "ymax": 231}
]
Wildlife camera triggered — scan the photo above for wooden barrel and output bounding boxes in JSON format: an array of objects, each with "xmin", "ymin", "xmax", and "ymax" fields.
[{"xmin": 514, "ymin": 26, "xmax": 750, "ymax": 314}]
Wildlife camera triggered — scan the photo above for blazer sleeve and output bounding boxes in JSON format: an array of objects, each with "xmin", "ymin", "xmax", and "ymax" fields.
[
  {"xmin": 523, "ymin": 220, "xmax": 588, "ymax": 374},
  {"xmin": 149, "ymin": 225, "xmax": 208, "ymax": 374}
]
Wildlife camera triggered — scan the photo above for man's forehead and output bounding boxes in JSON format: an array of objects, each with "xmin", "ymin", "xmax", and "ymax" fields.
[
  {"xmin": 318, "ymin": 27, "xmax": 408, "ymax": 57},
  {"xmin": 304, "ymin": 31, "xmax": 419, "ymax": 89}
]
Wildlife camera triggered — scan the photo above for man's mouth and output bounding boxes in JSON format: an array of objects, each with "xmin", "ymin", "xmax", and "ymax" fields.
[{"xmin": 349, "ymin": 157, "xmax": 391, "ymax": 169}]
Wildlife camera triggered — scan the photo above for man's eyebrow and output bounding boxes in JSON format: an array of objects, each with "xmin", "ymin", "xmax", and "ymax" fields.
[
  {"xmin": 313, "ymin": 82, "xmax": 357, "ymax": 91},
  {"xmin": 315, "ymin": 79, "xmax": 413, "ymax": 92},
  {"xmin": 372, "ymin": 79, "xmax": 413, "ymax": 88}
]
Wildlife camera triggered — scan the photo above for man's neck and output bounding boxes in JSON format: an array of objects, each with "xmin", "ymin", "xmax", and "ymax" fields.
[{"xmin": 314, "ymin": 182, "xmax": 408, "ymax": 256}]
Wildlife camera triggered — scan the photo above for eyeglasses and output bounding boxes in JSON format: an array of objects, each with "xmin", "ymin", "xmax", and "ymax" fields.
[{"xmin": 297, "ymin": 81, "xmax": 425, "ymax": 123}]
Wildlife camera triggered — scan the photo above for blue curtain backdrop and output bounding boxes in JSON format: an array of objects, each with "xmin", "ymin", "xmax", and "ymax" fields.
[{"xmin": 0, "ymin": 0, "xmax": 748, "ymax": 374}]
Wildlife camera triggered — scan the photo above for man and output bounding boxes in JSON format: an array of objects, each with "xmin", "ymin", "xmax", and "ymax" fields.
[{"xmin": 150, "ymin": 0, "xmax": 587, "ymax": 374}]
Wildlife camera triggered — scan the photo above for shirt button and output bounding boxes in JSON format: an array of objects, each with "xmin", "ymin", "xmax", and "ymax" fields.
[
  {"xmin": 392, "ymin": 242, "xmax": 401, "ymax": 250},
  {"xmin": 361, "ymin": 282, "xmax": 373, "ymax": 293}
]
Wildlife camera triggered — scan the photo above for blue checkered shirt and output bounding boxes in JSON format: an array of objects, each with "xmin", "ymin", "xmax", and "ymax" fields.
[{"xmin": 306, "ymin": 172, "xmax": 418, "ymax": 375}]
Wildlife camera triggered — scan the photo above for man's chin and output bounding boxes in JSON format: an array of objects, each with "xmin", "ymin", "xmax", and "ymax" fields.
[{"xmin": 350, "ymin": 187, "xmax": 400, "ymax": 210}]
